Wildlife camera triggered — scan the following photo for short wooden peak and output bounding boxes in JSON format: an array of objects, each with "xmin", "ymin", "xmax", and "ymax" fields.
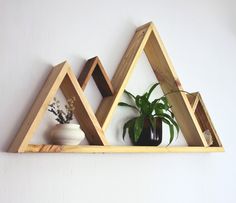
[{"xmin": 78, "ymin": 56, "xmax": 114, "ymax": 97}]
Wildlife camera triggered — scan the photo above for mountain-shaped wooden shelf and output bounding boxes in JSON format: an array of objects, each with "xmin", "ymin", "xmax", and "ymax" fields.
[{"xmin": 8, "ymin": 22, "xmax": 223, "ymax": 153}]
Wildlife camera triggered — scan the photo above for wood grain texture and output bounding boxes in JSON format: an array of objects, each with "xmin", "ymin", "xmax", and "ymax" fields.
[
  {"xmin": 194, "ymin": 93, "xmax": 222, "ymax": 147},
  {"xmin": 60, "ymin": 66, "xmax": 108, "ymax": 145},
  {"xmin": 25, "ymin": 144, "xmax": 224, "ymax": 153},
  {"xmin": 78, "ymin": 56, "xmax": 114, "ymax": 97},
  {"xmin": 96, "ymin": 22, "xmax": 208, "ymax": 146},
  {"xmin": 96, "ymin": 22, "xmax": 153, "ymax": 130},
  {"xmin": 9, "ymin": 61, "xmax": 108, "ymax": 152},
  {"xmin": 187, "ymin": 92, "xmax": 200, "ymax": 112},
  {"xmin": 144, "ymin": 26, "xmax": 208, "ymax": 147},
  {"xmin": 8, "ymin": 62, "xmax": 69, "ymax": 152}
]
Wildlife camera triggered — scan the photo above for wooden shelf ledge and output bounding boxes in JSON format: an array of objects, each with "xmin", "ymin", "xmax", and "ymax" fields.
[{"xmin": 25, "ymin": 144, "xmax": 224, "ymax": 153}]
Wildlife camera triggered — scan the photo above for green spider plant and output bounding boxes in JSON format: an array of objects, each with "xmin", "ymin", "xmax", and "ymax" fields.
[{"xmin": 118, "ymin": 83, "xmax": 179, "ymax": 145}]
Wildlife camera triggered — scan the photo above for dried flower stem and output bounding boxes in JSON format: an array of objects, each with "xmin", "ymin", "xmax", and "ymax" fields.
[{"xmin": 48, "ymin": 97, "xmax": 76, "ymax": 124}]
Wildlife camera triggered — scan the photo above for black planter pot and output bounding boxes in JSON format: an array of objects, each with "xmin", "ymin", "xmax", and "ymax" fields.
[{"xmin": 134, "ymin": 118, "xmax": 162, "ymax": 146}]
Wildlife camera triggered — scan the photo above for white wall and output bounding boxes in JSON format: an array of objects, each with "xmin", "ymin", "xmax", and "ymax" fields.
[{"xmin": 1, "ymin": 0, "xmax": 236, "ymax": 202}]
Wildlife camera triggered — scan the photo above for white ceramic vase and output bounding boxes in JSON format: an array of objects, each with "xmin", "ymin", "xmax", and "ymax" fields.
[{"xmin": 50, "ymin": 124, "xmax": 85, "ymax": 145}]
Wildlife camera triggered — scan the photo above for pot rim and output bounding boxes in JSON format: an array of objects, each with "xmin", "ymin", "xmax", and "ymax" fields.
[{"xmin": 54, "ymin": 123, "xmax": 81, "ymax": 128}]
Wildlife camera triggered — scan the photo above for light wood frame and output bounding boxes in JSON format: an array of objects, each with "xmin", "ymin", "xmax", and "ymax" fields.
[
  {"xmin": 187, "ymin": 92, "xmax": 222, "ymax": 147},
  {"xmin": 25, "ymin": 145, "xmax": 224, "ymax": 153},
  {"xmin": 8, "ymin": 61, "xmax": 108, "ymax": 152},
  {"xmin": 95, "ymin": 22, "xmax": 209, "ymax": 146}
]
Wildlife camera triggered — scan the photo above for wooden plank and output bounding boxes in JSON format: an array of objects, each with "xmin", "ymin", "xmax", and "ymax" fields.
[
  {"xmin": 187, "ymin": 92, "xmax": 200, "ymax": 112},
  {"xmin": 194, "ymin": 94, "xmax": 222, "ymax": 147},
  {"xmin": 60, "ymin": 67, "xmax": 108, "ymax": 145},
  {"xmin": 78, "ymin": 57, "xmax": 97, "ymax": 90},
  {"xmin": 78, "ymin": 56, "xmax": 114, "ymax": 97},
  {"xmin": 8, "ymin": 62, "xmax": 69, "ymax": 152},
  {"xmin": 25, "ymin": 144, "xmax": 224, "ymax": 153},
  {"xmin": 143, "ymin": 25, "xmax": 208, "ymax": 146},
  {"xmin": 96, "ymin": 22, "xmax": 153, "ymax": 130},
  {"xmin": 94, "ymin": 57, "xmax": 114, "ymax": 96}
]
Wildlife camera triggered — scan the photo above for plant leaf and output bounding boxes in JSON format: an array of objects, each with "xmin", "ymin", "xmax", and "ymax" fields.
[
  {"xmin": 149, "ymin": 117, "xmax": 156, "ymax": 132},
  {"xmin": 156, "ymin": 113, "xmax": 179, "ymax": 134},
  {"xmin": 118, "ymin": 102, "xmax": 139, "ymax": 112},
  {"xmin": 161, "ymin": 117, "xmax": 174, "ymax": 145},
  {"xmin": 122, "ymin": 118, "xmax": 136, "ymax": 140},
  {"xmin": 154, "ymin": 103, "xmax": 166, "ymax": 115},
  {"xmin": 136, "ymin": 95, "xmax": 152, "ymax": 116},
  {"xmin": 124, "ymin": 89, "xmax": 136, "ymax": 100},
  {"xmin": 142, "ymin": 92, "xmax": 148, "ymax": 99},
  {"xmin": 128, "ymin": 121, "xmax": 135, "ymax": 143},
  {"xmin": 160, "ymin": 97, "xmax": 170, "ymax": 110},
  {"xmin": 147, "ymin": 83, "xmax": 159, "ymax": 99},
  {"xmin": 135, "ymin": 95, "xmax": 141, "ymax": 107},
  {"xmin": 167, "ymin": 109, "xmax": 174, "ymax": 118},
  {"xmin": 134, "ymin": 116, "xmax": 144, "ymax": 142}
]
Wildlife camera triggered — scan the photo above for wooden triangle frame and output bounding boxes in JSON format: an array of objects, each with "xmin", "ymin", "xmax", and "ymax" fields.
[
  {"xmin": 9, "ymin": 61, "xmax": 108, "ymax": 152},
  {"xmin": 78, "ymin": 56, "xmax": 114, "ymax": 97},
  {"xmin": 95, "ymin": 22, "xmax": 221, "ymax": 147}
]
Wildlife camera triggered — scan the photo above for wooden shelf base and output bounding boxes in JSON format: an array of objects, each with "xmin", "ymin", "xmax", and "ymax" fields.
[{"xmin": 25, "ymin": 144, "xmax": 224, "ymax": 153}]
